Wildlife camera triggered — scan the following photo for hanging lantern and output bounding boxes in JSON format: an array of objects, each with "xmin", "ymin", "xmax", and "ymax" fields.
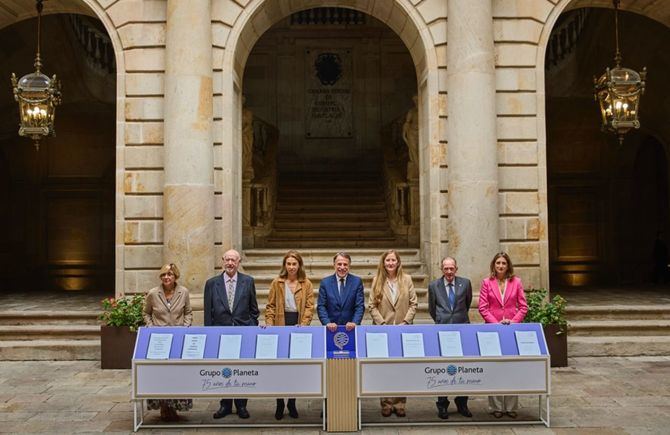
[
  {"xmin": 593, "ymin": 0, "xmax": 646, "ymax": 145},
  {"xmin": 10, "ymin": 0, "xmax": 62, "ymax": 150}
]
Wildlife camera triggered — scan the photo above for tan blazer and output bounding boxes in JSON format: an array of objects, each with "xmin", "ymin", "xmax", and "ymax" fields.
[
  {"xmin": 143, "ymin": 285, "xmax": 193, "ymax": 327},
  {"xmin": 368, "ymin": 274, "xmax": 418, "ymax": 325},
  {"xmin": 264, "ymin": 277, "xmax": 315, "ymax": 326}
]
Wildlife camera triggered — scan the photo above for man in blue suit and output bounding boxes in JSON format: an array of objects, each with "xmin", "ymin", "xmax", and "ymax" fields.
[{"xmin": 317, "ymin": 252, "xmax": 365, "ymax": 332}]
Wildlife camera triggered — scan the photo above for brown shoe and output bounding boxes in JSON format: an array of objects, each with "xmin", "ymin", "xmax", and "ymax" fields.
[
  {"xmin": 394, "ymin": 408, "xmax": 406, "ymax": 417},
  {"xmin": 381, "ymin": 408, "xmax": 392, "ymax": 417}
]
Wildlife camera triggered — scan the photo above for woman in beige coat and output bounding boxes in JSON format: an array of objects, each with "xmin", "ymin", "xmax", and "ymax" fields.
[
  {"xmin": 265, "ymin": 250, "xmax": 315, "ymax": 420},
  {"xmin": 368, "ymin": 250, "xmax": 418, "ymax": 417},
  {"xmin": 143, "ymin": 263, "xmax": 193, "ymax": 421}
]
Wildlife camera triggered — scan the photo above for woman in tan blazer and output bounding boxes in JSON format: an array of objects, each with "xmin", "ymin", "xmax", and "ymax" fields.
[
  {"xmin": 265, "ymin": 250, "xmax": 315, "ymax": 420},
  {"xmin": 142, "ymin": 263, "xmax": 193, "ymax": 421},
  {"xmin": 368, "ymin": 250, "xmax": 418, "ymax": 417}
]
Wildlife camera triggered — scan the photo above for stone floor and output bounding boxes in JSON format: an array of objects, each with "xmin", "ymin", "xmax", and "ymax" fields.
[
  {"xmin": 0, "ymin": 290, "xmax": 106, "ymax": 312},
  {"xmin": 0, "ymin": 357, "xmax": 669, "ymax": 434}
]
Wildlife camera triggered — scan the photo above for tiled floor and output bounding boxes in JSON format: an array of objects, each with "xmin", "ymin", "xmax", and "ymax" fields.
[
  {"xmin": 0, "ymin": 290, "xmax": 107, "ymax": 312},
  {"xmin": 0, "ymin": 357, "xmax": 669, "ymax": 433}
]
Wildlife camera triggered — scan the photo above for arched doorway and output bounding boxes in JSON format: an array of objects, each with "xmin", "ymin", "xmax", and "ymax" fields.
[
  {"xmin": 540, "ymin": 4, "xmax": 670, "ymax": 288},
  {"xmin": 240, "ymin": 8, "xmax": 419, "ymax": 249},
  {"xmin": 219, "ymin": 0, "xmax": 442, "ymax": 270},
  {"xmin": 0, "ymin": 12, "xmax": 116, "ymax": 294}
]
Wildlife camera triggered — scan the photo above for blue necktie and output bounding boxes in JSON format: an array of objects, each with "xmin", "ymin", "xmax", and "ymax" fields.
[{"xmin": 448, "ymin": 283, "xmax": 455, "ymax": 309}]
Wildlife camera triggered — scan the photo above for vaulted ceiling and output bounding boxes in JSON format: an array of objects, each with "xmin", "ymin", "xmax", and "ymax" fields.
[{"xmin": 0, "ymin": 0, "xmax": 94, "ymax": 31}]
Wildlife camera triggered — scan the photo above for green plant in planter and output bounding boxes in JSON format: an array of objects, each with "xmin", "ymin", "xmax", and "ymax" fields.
[
  {"xmin": 100, "ymin": 294, "xmax": 145, "ymax": 331},
  {"xmin": 525, "ymin": 288, "xmax": 567, "ymax": 333}
]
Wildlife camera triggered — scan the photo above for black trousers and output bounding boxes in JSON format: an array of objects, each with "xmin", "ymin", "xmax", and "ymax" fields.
[
  {"xmin": 437, "ymin": 396, "xmax": 468, "ymax": 409},
  {"xmin": 278, "ymin": 312, "xmax": 299, "ymax": 408},
  {"xmin": 220, "ymin": 398, "xmax": 247, "ymax": 410}
]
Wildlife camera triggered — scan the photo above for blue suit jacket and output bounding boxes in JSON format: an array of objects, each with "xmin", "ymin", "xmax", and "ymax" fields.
[{"xmin": 317, "ymin": 273, "xmax": 365, "ymax": 325}]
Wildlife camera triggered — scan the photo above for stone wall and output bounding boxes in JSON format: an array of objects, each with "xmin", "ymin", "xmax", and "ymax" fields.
[{"xmin": 11, "ymin": 0, "xmax": 670, "ymax": 297}]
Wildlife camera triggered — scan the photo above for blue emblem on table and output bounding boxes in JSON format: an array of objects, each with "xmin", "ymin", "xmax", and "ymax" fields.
[
  {"xmin": 222, "ymin": 367, "xmax": 233, "ymax": 378},
  {"xmin": 447, "ymin": 365, "xmax": 457, "ymax": 376},
  {"xmin": 327, "ymin": 327, "xmax": 356, "ymax": 359}
]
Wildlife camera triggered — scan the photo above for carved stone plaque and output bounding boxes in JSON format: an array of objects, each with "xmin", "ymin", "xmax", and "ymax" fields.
[{"xmin": 305, "ymin": 48, "xmax": 353, "ymax": 138}]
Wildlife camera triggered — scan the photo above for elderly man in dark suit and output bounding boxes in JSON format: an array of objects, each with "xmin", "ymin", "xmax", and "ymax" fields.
[
  {"xmin": 317, "ymin": 252, "xmax": 365, "ymax": 332},
  {"xmin": 427, "ymin": 256, "xmax": 473, "ymax": 420},
  {"xmin": 205, "ymin": 249, "xmax": 259, "ymax": 420}
]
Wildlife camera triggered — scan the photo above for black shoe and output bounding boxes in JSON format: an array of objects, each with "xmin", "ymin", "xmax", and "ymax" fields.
[
  {"xmin": 213, "ymin": 406, "xmax": 231, "ymax": 419},
  {"xmin": 237, "ymin": 407, "xmax": 250, "ymax": 419},
  {"xmin": 437, "ymin": 406, "xmax": 449, "ymax": 419},
  {"xmin": 457, "ymin": 406, "xmax": 473, "ymax": 418},
  {"xmin": 287, "ymin": 400, "xmax": 299, "ymax": 418},
  {"xmin": 275, "ymin": 400, "xmax": 285, "ymax": 420}
]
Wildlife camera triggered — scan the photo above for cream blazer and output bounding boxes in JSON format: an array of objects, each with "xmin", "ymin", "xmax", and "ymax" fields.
[
  {"xmin": 368, "ymin": 274, "xmax": 418, "ymax": 325},
  {"xmin": 143, "ymin": 285, "xmax": 193, "ymax": 327}
]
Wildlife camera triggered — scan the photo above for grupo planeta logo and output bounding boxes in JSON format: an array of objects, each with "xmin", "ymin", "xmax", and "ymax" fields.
[
  {"xmin": 447, "ymin": 365, "xmax": 458, "ymax": 376},
  {"xmin": 222, "ymin": 368, "xmax": 233, "ymax": 379}
]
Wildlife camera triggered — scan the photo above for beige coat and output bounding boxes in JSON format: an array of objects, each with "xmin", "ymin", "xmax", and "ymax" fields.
[
  {"xmin": 143, "ymin": 285, "xmax": 193, "ymax": 327},
  {"xmin": 264, "ymin": 277, "xmax": 315, "ymax": 326},
  {"xmin": 368, "ymin": 274, "xmax": 417, "ymax": 325}
]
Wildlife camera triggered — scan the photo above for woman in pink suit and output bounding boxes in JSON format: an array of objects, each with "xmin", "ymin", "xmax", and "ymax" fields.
[{"xmin": 478, "ymin": 252, "xmax": 528, "ymax": 419}]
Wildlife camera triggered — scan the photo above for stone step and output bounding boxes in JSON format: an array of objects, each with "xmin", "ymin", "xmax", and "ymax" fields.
[
  {"xmin": 566, "ymin": 305, "xmax": 670, "ymax": 320},
  {"xmin": 246, "ymin": 273, "xmax": 431, "ymax": 289},
  {"xmin": 274, "ymin": 220, "xmax": 389, "ymax": 230},
  {"xmin": 0, "ymin": 339, "xmax": 100, "ymax": 360},
  {"xmin": 274, "ymin": 213, "xmax": 388, "ymax": 223},
  {"xmin": 275, "ymin": 203, "xmax": 386, "ymax": 212},
  {"xmin": 243, "ymin": 248, "xmax": 423, "ymax": 262},
  {"xmin": 568, "ymin": 336, "xmax": 670, "ymax": 357},
  {"xmin": 0, "ymin": 311, "xmax": 100, "ymax": 325},
  {"xmin": 242, "ymin": 261, "xmax": 425, "ymax": 275},
  {"xmin": 277, "ymin": 193, "xmax": 382, "ymax": 201},
  {"xmin": 263, "ymin": 238, "xmax": 401, "ymax": 248},
  {"xmin": 568, "ymin": 319, "xmax": 670, "ymax": 336},
  {"xmin": 0, "ymin": 325, "xmax": 101, "ymax": 340}
]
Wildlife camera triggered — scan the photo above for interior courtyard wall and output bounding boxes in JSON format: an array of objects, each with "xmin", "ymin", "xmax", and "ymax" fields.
[
  {"xmin": 243, "ymin": 18, "xmax": 417, "ymax": 174},
  {"xmin": 218, "ymin": 0, "xmax": 447, "ymax": 279}
]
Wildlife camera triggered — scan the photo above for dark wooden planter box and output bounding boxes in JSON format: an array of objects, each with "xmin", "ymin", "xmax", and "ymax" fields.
[
  {"xmin": 544, "ymin": 324, "xmax": 568, "ymax": 367},
  {"xmin": 100, "ymin": 325, "xmax": 137, "ymax": 369}
]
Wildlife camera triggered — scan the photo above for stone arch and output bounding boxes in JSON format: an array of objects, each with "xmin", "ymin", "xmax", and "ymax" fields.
[
  {"xmin": 218, "ymin": 0, "xmax": 441, "ymax": 269},
  {"xmin": 537, "ymin": 0, "xmax": 670, "ymax": 287},
  {"xmin": 0, "ymin": 0, "xmax": 126, "ymax": 295}
]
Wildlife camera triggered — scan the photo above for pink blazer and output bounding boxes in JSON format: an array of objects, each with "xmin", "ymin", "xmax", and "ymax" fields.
[{"xmin": 478, "ymin": 276, "xmax": 528, "ymax": 324}]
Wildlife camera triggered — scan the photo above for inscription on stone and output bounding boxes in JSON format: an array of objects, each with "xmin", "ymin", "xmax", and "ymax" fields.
[{"xmin": 305, "ymin": 49, "xmax": 353, "ymax": 138}]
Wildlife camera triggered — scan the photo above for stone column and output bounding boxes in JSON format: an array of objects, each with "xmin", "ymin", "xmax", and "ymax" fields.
[
  {"xmin": 163, "ymin": 0, "xmax": 214, "ymax": 322},
  {"xmin": 446, "ymin": 0, "xmax": 499, "ymax": 281}
]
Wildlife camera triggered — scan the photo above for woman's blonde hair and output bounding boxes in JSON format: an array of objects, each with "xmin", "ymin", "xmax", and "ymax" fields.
[
  {"xmin": 489, "ymin": 252, "xmax": 514, "ymax": 279},
  {"xmin": 279, "ymin": 250, "xmax": 307, "ymax": 281},
  {"xmin": 159, "ymin": 263, "xmax": 180, "ymax": 280},
  {"xmin": 371, "ymin": 250, "xmax": 405, "ymax": 306}
]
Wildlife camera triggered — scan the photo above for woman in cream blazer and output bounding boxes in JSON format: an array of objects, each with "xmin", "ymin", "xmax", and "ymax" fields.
[
  {"xmin": 142, "ymin": 263, "xmax": 193, "ymax": 421},
  {"xmin": 368, "ymin": 250, "xmax": 418, "ymax": 417}
]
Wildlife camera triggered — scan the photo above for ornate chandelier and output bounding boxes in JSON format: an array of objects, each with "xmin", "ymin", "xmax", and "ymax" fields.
[
  {"xmin": 593, "ymin": 0, "xmax": 646, "ymax": 145},
  {"xmin": 10, "ymin": 0, "xmax": 62, "ymax": 150}
]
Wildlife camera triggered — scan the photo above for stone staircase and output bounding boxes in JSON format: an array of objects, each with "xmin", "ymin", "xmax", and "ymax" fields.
[
  {"xmin": 242, "ymin": 248, "xmax": 484, "ymax": 325},
  {"xmin": 0, "ymin": 310, "xmax": 100, "ymax": 360},
  {"xmin": 264, "ymin": 173, "xmax": 400, "ymax": 248},
  {"xmin": 567, "ymin": 303, "xmax": 670, "ymax": 356}
]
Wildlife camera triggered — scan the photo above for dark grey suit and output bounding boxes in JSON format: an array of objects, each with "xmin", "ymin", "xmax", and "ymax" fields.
[
  {"xmin": 428, "ymin": 275, "xmax": 473, "ymax": 413},
  {"xmin": 428, "ymin": 276, "xmax": 472, "ymax": 325},
  {"xmin": 204, "ymin": 271, "xmax": 259, "ymax": 411},
  {"xmin": 204, "ymin": 272, "xmax": 259, "ymax": 327}
]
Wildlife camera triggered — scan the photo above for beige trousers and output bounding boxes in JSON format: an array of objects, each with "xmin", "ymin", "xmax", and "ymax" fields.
[
  {"xmin": 380, "ymin": 397, "xmax": 406, "ymax": 411},
  {"xmin": 488, "ymin": 395, "xmax": 519, "ymax": 412}
]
